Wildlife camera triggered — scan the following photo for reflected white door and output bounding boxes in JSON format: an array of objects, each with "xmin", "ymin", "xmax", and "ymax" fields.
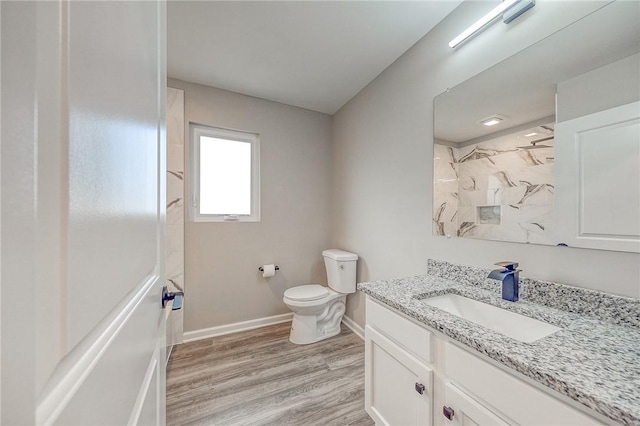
[
  {"xmin": 555, "ymin": 101, "xmax": 640, "ymax": 253},
  {"xmin": 1, "ymin": 1, "xmax": 167, "ymax": 424}
]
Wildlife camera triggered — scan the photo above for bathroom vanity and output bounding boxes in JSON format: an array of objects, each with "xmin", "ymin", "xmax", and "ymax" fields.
[{"xmin": 359, "ymin": 260, "xmax": 640, "ymax": 426}]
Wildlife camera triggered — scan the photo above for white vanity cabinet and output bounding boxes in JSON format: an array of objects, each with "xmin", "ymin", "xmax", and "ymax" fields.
[
  {"xmin": 364, "ymin": 296, "xmax": 606, "ymax": 426},
  {"xmin": 365, "ymin": 298, "xmax": 433, "ymax": 425}
]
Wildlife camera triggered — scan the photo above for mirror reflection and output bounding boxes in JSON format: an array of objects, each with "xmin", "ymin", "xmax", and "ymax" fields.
[{"xmin": 433, "ymin": 1, "xmax": 640, "ymax": 251}]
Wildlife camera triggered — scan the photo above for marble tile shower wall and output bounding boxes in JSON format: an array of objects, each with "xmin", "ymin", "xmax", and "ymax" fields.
[
  {"xmin": 166, "ymin": 87, "xmax": 185, "ymax": 313},
  {"xmin": 434, "ymin": 136, "xmax": 554, "ymax": 244}
]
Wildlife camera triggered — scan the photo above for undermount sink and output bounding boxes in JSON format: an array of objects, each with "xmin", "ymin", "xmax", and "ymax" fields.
[{"xmin": 421, "ymin": 294, "xmax": 561, "ymax": 343}]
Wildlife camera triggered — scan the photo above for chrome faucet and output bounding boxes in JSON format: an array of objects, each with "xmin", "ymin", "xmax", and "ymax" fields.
[{"xmin": 488, "ymin": 261, "xmax": 521, "ymax": 302}]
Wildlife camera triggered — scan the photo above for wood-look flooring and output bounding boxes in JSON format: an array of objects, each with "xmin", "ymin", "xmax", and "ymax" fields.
[{"xmin": 166, "ymin": 322, "xmax": 374, "ymax": 426}]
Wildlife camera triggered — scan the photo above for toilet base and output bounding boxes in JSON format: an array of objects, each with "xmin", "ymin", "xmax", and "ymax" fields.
[{"xmin": 288, "ymin": 296, "xmax": 346, "ymax": 345}]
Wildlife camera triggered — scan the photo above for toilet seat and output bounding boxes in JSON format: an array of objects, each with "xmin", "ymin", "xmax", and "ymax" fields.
[{"xmin": 284, "ymin": 284, "xmax": 329, "ymax": 301}]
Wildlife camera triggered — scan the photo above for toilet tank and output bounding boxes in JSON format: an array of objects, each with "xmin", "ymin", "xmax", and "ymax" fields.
[{"xmin": 323, "ymin": 249, "xmax": 358, "ymax": 294}]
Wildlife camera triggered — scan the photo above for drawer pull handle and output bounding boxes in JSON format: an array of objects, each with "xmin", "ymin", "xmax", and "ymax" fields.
[
  {"xmin": 443, "ymin": 406, "xmax": 455, "ymax": 421},
  {"xmin": 415, "ymin": 382, "xmax": 426, "ymax": 395}
]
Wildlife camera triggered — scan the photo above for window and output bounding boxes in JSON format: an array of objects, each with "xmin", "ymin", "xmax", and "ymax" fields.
[{"xmin": 190, "ymin": 124, "xmax": 260, "ymax": 222}]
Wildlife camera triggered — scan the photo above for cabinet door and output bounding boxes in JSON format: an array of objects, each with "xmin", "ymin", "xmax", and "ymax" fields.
[
  {"xmin": 365, "ymin": 325, "xmax": 432, "ymax": 426},
  {"xmin": 442, "ymin": 383, "xmax": 512, "ymax": 426}
]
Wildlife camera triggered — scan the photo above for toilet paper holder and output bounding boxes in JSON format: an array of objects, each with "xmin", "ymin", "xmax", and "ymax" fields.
[{"xmin": 258, "ymin": 265, "xmax": 280, "ymax": 272}]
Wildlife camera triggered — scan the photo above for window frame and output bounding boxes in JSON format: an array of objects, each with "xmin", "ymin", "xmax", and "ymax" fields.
[{"xmin": 189, "ymin": 123, "xmax": 261, "ymax": 222}]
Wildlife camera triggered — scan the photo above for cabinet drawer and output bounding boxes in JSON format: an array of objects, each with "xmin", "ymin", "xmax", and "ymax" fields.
[
  {"xmin": 446, "ymin": 343, "xmax": 604, "ymax": 425},
  {"xmin": 366, "ymin": 297, "xmax": 432, "ymax": 364}
]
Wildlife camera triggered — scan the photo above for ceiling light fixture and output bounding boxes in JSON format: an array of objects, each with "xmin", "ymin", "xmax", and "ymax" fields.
[
  {"xmin": 481, "ymin": 117, "xmax": 503, "ymax": 127},
  {"xmin": 524, "ymin": 132, "xmax": 538, "ymax": 137},
  {"xmin": 449, "ymin": 0, "xmax": 536, "ymax": 48}
]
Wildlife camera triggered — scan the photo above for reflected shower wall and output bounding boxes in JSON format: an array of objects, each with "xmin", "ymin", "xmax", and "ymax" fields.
[{"xmin": 434, "ymin": 126, "xmax": 554, "ymax": 244}]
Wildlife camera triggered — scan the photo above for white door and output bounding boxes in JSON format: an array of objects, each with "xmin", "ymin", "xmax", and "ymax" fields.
[{"xmin": 1, "ymin": 1, "xmax": 167, "ymax": 424}]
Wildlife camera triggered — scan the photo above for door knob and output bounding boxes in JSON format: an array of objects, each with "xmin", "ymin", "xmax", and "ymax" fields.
[
  {"xmin": 443, "ymin": 406, "xmax": 455, "ymax": 421},
  {"xmin": 415, "ymin": 382, "xmax": 426, "ymax": 395},
  {"xmin": 162, "ymin": 286, "xmax": 184, "ymax": 310}
]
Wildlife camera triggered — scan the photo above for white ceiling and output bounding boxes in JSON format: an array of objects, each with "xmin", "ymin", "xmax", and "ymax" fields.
[{"xmin": 167, "ymin": 1, "xmax": 462, "ymax": 115}]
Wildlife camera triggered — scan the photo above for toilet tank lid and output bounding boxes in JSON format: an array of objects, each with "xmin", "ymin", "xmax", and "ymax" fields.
[{"xmin": 322, "ymin": 249, "xmax": 358, "ymax": 261}]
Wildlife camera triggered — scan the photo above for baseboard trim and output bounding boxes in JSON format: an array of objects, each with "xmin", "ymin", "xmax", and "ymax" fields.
[
  {"xmin": 183, "ymin": 312, "xmax": 293, "ymax": 343},
  {"xmin": 341, "ymin": 315, "xmax": 364, "ymax": 340}
]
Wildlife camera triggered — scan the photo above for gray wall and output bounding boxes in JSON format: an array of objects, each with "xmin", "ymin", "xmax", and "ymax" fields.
[
  {"xmin": 332, "ymin": 1, "xmax": 640, "ymax": 327},
  {"xmin": 557, "ymin": 53, "xmax": 640, "ymax": 123},
  {"xmin": 168, "ymin": 78, "xmax": 333, "ymax": 332}
]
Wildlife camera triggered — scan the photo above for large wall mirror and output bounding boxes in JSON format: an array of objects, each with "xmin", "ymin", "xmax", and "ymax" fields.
[{"xmin": 433, "ymin": 1, "xmax": 640, "ymax": 253}]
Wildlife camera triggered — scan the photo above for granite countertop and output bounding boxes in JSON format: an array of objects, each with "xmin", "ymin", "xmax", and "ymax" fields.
[{"xmin": 358, "ymin": 264, "xmax": 640, "ymax": 426}]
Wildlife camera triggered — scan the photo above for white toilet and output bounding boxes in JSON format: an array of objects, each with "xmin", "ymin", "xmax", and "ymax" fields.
[{"xmin": 283, "ymin": 249, "xmax": 358, "ymax": 344}]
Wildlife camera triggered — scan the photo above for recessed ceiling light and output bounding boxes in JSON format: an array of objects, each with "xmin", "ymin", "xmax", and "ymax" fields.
[
  {"xmin": 524, "ymin": 132, "xmax": 538, "ymax": 137},
  {"xmin": 481, "ymin": 117, "xmax": 503, "ymax": 127}
]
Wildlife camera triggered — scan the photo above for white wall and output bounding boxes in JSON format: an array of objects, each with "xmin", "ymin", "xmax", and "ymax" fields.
[
  {"xmin": 332, "ymin": 1, "xmax": 640, "ymax": 327},
  {"xmin": 168, "ymin": 78, "xmax": 333, "ymax": 333}
]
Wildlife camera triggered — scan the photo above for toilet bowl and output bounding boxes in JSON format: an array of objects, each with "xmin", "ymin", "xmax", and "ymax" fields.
[
  {"xmin": 283, "ymin": 249, "xmax": 358, "ymax": 344},
  {"xmin": 284, "ymin": 285, "xmax": 346, "ymax": 344}
]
